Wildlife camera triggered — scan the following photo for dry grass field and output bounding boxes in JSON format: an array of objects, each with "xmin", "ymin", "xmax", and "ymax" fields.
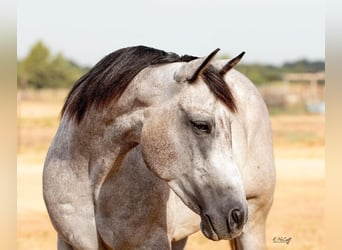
[{"xmin": 17, "ymin": 89, "xmax": 324, "ymax": 250}]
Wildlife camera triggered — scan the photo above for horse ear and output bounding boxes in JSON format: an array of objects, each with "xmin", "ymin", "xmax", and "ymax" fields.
[
  {"xmin": 174, "ymin": 48, "xmax": 220, "ymax": 83},
  {"xmin": 219, "ymin": 51, "xmax": 245, "ymax": 75}
]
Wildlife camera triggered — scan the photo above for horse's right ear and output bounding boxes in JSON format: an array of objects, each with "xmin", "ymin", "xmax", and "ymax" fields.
[{"xmin": 174, "ymin": 48, "xmax": 220, "ymax": 83}]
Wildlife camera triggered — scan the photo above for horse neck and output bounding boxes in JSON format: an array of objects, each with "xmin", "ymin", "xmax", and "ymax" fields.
[
  {"xmin": 77, "ymin": 65, "xmax": 178, "ymax": 200},
  {"xmin": 77, "ymin": 103, "xmax": 147, "ymax": 200}
]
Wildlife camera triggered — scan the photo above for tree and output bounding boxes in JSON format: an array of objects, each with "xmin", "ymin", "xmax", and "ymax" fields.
[
  {"xmin": 20, "ymin": 41, "xmax": 51, "ymax": 88},
  {"xmin": 18, "ymin": 41, "xmax": 87, "ymax": 89}
]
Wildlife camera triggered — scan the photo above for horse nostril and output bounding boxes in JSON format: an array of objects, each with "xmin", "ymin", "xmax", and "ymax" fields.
[
  {"xmin": 231, "ymin": 209, "xmax": 242, "ymax": 224},
  {"xmin": 229, "ymin": 209, "xmax": 244, "ymax": 229}
]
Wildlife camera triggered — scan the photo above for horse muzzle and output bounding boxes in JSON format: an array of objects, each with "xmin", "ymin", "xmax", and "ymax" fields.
[{"xmin": 199, "ymin": 202, "xmax": 248, "ymax": 241}]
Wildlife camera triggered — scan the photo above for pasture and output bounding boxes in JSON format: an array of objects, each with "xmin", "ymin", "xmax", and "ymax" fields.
[{"xmin": 17, "ymin": 89, "xmax": 324, "ymax": 250}]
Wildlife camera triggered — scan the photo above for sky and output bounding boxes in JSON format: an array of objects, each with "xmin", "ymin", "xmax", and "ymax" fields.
[{"xmin": 17, "ymin": 0, "xmax": 325, "ymax": 66}]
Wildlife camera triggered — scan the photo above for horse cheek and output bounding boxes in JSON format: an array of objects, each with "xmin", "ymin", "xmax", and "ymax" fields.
[{"xmin": 140, "ymin": 118, "xmax": 177, "ymax": 181}]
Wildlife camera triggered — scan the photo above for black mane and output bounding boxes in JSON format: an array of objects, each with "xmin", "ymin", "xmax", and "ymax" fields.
[{"xmin": 61, "ymin": 46, "xmax": 236, "ymax": 124}]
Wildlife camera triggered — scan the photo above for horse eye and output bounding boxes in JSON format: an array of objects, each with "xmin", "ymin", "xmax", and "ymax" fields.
[{"xmin": 190, "ymin": 121, "xmax": 211, "ymax": 134}]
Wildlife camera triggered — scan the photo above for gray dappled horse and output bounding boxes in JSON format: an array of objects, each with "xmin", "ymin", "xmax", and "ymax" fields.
[{"xmin": 43, "ymin": 46, "xmax": 275, "ymax": 250}]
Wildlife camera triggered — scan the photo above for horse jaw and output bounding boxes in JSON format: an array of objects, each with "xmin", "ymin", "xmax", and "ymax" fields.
[{"xmin": 168, "ymin": 179, "xmax": 202, "ymax": 215}]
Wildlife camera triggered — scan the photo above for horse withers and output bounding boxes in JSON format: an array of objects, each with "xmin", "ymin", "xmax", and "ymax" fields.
[{"xmin": 43, "ymin": 46, "xmax": 275, "ymax": 250}]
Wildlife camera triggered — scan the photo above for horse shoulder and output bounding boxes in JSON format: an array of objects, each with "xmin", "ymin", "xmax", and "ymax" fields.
[{"xmin": 43, "ymin": 119, "xmax": 99, "ymax": 249}]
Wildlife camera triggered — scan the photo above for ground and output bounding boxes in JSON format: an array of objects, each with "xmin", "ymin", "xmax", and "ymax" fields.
[{"xmin": 17, "ymin": 89, "xmax": 324, "ymax": 250}]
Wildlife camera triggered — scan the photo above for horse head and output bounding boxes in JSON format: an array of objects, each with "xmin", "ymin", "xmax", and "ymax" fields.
[{"xmin": 139, "ymin": 50, "xmax": 248, "ymax": 240}]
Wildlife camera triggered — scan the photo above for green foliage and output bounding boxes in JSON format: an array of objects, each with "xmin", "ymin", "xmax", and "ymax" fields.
[
  {"xmin": 236, "ymin": 64, "xmax": 282, "ymax": 85},
  {"xmin": 236, "ymin": 60, "xmax": 325, "ymax": 85},
  {"xmin": 18, "ymin": 41, "xmax": 325, "ymax": 88},
  {"xmin": 18, "ymin": 41, "xmax": 87, "ymax": 89},
  {"xmin": 282, "ymin": 59, "xmax": 325, "ymax": 73}
]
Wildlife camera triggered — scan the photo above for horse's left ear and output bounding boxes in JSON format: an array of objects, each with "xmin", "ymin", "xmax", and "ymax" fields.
[
  {"xmin": 219, "ymin": 51, "xmax": 245, "ymax": 75},
  {"xmin": 174, "ymin": 48, "xmax": 220, "ymax": 83}
]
